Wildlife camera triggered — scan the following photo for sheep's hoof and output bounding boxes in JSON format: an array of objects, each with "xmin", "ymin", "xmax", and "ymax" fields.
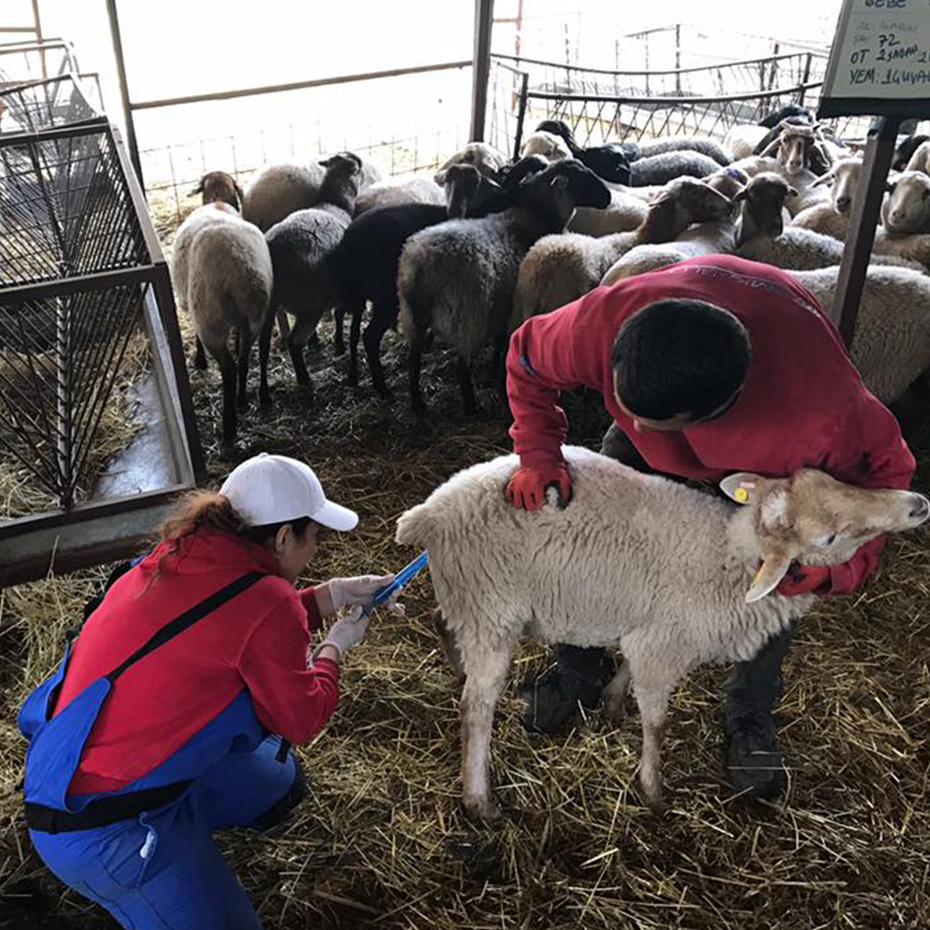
[
  {"xmin": 192, "ymin": 353, "xmax": 207, "ymax": 372},
  {"xmin": 464, "ymin": 795, "xmax": 502, "ymax": 824},
  {"xmin": 346, "ymin": 370, "xmax": 359, "ymax": 388},
  {"xmin": 333, "ymin": 341, "xmax": 346, "ymax": 357},
  {"xmin": 411, "ymin": 399, "xmax": 427, "ymax": 415},
  {"xmin": 259, "ymin": 389, "xmax": 272, "ymax": 409},
  {"xmin": 639, "ymin": 777, "xmax": 664, "ymax": 814},
  {"xmin": 237, "ymin": 394, "xmax": 249, "ymax": 412},
  {"xmin": 375, "ymin": 386, "xmax": 393, "ymax": 402}
]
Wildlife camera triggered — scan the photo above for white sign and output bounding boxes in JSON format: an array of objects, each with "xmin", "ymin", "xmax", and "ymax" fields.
[{"xmin": 820, "ymin": 0, "xmax": 930, "ymax": 116}]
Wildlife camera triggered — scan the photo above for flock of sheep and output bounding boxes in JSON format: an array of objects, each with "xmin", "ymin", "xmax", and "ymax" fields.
[
  {"xmin": 173, "ymin": 105, "xmax": 930, "ymax": 444},
  {"xmin": 167, "ymin": 107, "xmax": 930, "ymax": 815}
]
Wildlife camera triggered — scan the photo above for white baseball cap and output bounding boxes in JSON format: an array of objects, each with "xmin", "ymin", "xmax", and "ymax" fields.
[{"xmin": 220, "ymin": 453, "xmax": 358, "ymax": 531}]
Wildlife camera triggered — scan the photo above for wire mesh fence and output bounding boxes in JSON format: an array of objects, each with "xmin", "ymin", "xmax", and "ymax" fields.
[
  {"xmin": 487, "ymin": 53, "xmax": 876, "ymax": 163},
  {"xmin": 137, "ymin": 65, "xmax": 473, "ymax": 225}
]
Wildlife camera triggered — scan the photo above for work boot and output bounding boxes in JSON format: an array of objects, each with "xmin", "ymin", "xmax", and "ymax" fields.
[
  {"xmin": 520, "ymin": 645, "xmax": 615, "ymax": 734},
  {"xmin": 723, "ymin": 712, "xmax": 788, "ymax": 800}
]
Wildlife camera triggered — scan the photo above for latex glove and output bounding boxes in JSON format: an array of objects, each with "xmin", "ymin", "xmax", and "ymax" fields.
[
  {"xmin": 327, "ymin": 574, "xmax": 404, "ymax": 615},
  {"xmin": 776, "ymin": 563, "xmax": 831, "ymax": 597},
  {"xmin": 505, "ymin": 462, "xmax": 572, "ymax": 511},
  {"xmin": 314, "ymin": 605, "xmax": 370, "ymax": 659}
]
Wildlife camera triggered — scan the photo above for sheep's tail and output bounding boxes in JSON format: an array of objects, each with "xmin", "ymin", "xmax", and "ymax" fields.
[{"xmin": 395, "ymin": 500, "xmax": 436, "ymax": 549}]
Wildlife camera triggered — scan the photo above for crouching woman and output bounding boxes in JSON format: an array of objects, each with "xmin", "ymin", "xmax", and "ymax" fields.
[{"xmin": 19, "ymin": 452, "xmax": 398, "ymax": 929}]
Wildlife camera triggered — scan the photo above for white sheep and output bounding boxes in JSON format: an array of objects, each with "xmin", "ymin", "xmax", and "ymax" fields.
[
  {"xmin": 722, "ymin": 123, "xmax": 770, "ymax": 160},
  {"xmin": 791, "ymin": 157, "xmax": 863, "ymax": 239},
  {"xmin": 353, "ymin": 176, "xmax": 445, "ymax": 216},
  {"xmin": 433, "ymin": 142, "xmax": 509, "ymax": 185},
  {"xmin": 791, "ymin": 265, "xmax": 930, "ymax": 405},
  {"xmin": 636, "ymin": 134, "xmax": 733, "ymax": 166},
  {"xmin": 395, "ymin": 446, "xmax": 928, "ymax": 819},
  {"xmin": 242, "ymin": 155, "xmax": 381, "ymax": 231},
  {"xmin": 735, "ymin": 173, "xmax": 921, "ymax": 272},
  {"xmin": 880, "ymin": 171, "xmax": 930, "ymax": 235},
  {"xmin": 600, "ymin": 168, "xmax": 748, "ymax": 282},
  {"xmin": 904, "ymin": 138, "xmax": 930, "ymax": 174},
  {"xmin": 567, "ymin": 187, "xmax": 648, "ymax": 236},
  {"xmin": 515, "ymin": 177, "xmax": 733, "ymax": 320},
  {"xmin": 519, "ymin": 129, "xmax": 573, "ymax": 163},
  {"xmin": 172, "ymin": 201, "xmax": 273, "ymax": 444}
]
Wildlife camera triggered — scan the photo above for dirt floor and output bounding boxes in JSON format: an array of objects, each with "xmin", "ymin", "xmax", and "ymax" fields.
[{"xmin": 1, "ymin": 296, "xmax": 929, "ymax": 929}]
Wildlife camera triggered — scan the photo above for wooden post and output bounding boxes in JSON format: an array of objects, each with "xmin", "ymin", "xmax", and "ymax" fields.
[
  {"xmin": 469, "ymin": 0, "xmax": 495, "ymax": 143},
  {"xmin": 832, "ymin": 115, "xmax": 900, "ymax": 347}
]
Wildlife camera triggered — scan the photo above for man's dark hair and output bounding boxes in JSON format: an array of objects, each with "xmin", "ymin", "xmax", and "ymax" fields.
[{"xmin": 611, "ymin": 299, "xmax": 752, "ymax": 422}]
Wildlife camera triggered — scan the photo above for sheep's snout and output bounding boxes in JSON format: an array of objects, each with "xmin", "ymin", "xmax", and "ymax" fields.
[{"xmin": 907, "ymin": 493, "xmax": 930, "ymax": 525}]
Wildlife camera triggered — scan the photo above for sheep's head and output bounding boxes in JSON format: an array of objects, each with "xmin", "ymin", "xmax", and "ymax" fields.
[
  {"xmin": 434, "ymin": 143, "xmax": 507, "ymax": 186},
  {"xmin": 442, "ymin": 163, "xmax": 508, "ymax": 218},
  {"xmin": 519, "ymin": 159, "xmax": 611, "ymax": 225},
  {"xmin": 811, "ymin": 156, "xmax": 862, "ymax": 214},
  {"xmin": 320, "ymin": 151, "xmax": 363, "ymax": 178},
  {"xmin": 733, "ymin": 172, "xmax": 796, "ymax": 248},
  {"xmin": 883, "ymin": 170, "xmax": 930, "ymax": 235},
  {"xmin": 759, "ymin": 122, "xmax": 833, "ymax": 178},
  {"xmin": 190, "ymin": 171, "xmax": 243, "ymax": 212},
  {"xmin": 649, "ymin": 176, "xmax": 734, "ymax": 234},
  {"xmin": 721, "ymin": 469, "xmax": 929, "ymax": 603},
  {"xmin": 535, "ymin": 119, "xmax": 580, "ymax": 153},
  {"xmin": 519, "ymin": 130, "xmax": 573, "ymax": 164}
]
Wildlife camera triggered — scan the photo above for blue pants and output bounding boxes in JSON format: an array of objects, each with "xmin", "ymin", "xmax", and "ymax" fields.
[{"xmin": 31, "ymin": 735, "xmax": 300, "ymax": 930}]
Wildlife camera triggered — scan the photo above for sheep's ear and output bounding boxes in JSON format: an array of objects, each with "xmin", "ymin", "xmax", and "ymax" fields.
[
  {"xmin": 189, "ymin": 178, "xmax": 204, "ymax": 196},
  {"xmin": 720, "ymin": 472, "xmax": 764, "ymax": 505},
  {"xmin": 758, "ymin": 137, "xmax": 782, "ymax": 158},
  {"xmin": 234, "ymin": 181, "xmax": 244, "ymax": 204},
  {"xmin": 434, "ymin": 169, "xmax": 447, "ymax": 186},
  {"xmin": 811, "ymin": 171, "xmax": 834, "ymax": 188},
  {"xmin": 549, "ymin": 174, "xmax": 569, "ymax": 189},
  {"xmin": 733, "ymin": 186, "xmax": 749, "ymax": 202},
  {"xmin": 745, "ymin": 547, "xmax": 794, "ymax": 603},
  {"xmin": 787, "ymin": 186, "xmax": 799, "ymax": 197}
]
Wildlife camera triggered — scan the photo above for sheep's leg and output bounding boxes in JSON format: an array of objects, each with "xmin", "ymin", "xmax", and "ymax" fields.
[
  {"xmin": 193, "ymin": 337, "xmax": 208, "ymax": 371},
  {"xmin": 632, "ymin": 680, "xmax": 673, "ymax": 812},
  {"xmin": 363, "ymin": 300, "xmax": 394, "ymax": 399},
  {"xmin": 408, "ymin": 324, "xmax": 428, "ymax": 413},
  {"xmin": 431, "ymin": 608, "xmax": 465, "ymax": 683},
  {"xmin": 455, "ymin": 355, "xmax": 478, "ymax": 416},
  {"xmin": 276, "ymin": 308, "xmax": 291, "ymax": 350},
  {"xmin": 258, "ymin": 307, "xmax": 276, "ymax": 409},
  {"xmin": 460, "ymin": 647, "xmax": 512, "ymax": 823},
  {"xmin": 603, "ymin": 659, "xmax": 632, "ymax": 723},
  {"xmin": 213, "ymin": 345, "xmax": 238, "ymax": 444},
  {"xmin": 286, "ymin": 315, "xmax": 316, "ymax": 390},
  {"xmin": 345, "ymin": 300, "xmax": 365, "ymax": 387},
  {"xmin": 333, "ymin": 305, "xmax": 347, "ymax": 357},
  {"xmin": 236, "ymin": 327, "xmax": 256, "ymax": 411}
]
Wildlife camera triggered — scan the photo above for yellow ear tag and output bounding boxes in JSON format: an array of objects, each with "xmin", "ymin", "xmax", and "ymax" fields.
[
  {"xmin": 751, "ymin": 563, "xmax": 765, "ymax": 586},
  {"xmin": 734, "ymin": 486, "xmax": 749, "ymax": 503}
]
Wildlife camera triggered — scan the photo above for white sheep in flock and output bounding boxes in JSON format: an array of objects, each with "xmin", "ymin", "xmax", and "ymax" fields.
[
  {"xmin": 515, "ymin": 176, "xmax": 734, "ymax": 320},
  {"xmin": 519, "ymin": 129, "xmax": 573, "ymax": 163},
  {"xmin": 599, "ymin": 167, "xmax": 749, "ymax": 282},
  {"xmin": 172, "ymin": 191, "xmax": 272, "ymax": 444},
  {"xmin": 396, "ymin": 447, "xmax": 929, "ymax": 820},
  {"xmin": 791, "ymin": 157, "xmax": 862, "ymax": 239},
  {"xmin": 791, "ymin": 265, "xmax": 930, "ymax": 406},
  {"xmin": 878, "ymin": 170, "xmax": 930, "ymax": 242},
  {"xmin": 433, "ymin": 142, "xmax": 509, "ymax": 184}
]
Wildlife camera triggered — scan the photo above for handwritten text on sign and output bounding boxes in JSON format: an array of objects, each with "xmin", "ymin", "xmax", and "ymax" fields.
[{"xmin": 824, "ymin": 0, "xmax": 930, "ymax": 98}]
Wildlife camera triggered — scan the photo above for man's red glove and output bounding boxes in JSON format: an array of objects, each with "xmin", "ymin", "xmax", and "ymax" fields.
[
  {"xmin": 505, "ymin": 462, "xmax": 572, "ymax": 511},
  {"xmin": 775, "ymin": 562, "xmax": 831, "ymax": 597}
]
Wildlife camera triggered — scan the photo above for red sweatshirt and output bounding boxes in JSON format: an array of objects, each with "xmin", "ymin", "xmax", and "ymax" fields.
[
  {"xmin": 54, "ymin": 530, "xmax": 340, "ymax": 795},
  {"xmin": 507, "ymin": 255, "xmax": 915, "ymax": 594}
]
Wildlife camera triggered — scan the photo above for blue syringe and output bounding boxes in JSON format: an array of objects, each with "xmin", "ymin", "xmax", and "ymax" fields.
[{"xmin": 364, "ymin": 551, "xmax": 430, "ymax": 615}]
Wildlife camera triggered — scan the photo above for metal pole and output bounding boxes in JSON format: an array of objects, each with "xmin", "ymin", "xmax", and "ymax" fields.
[
  {"xmin": 470, "ymin": 0, "xmax": 495, "ymax": 142},
  {"xmin": 832, "ymin": 115, "xmax": 900, "ymax": 347},
  {"xmin": 675, "ymin": 24, "xmax": 681, "ymax": 95},
  {"xmin": 513, "ymin": 71, "xmax": 529, "ymax": 161},
  {"xmin": 30, "ymin": 0, "xmax": 47, "ymax": 80},
  {"xmin": 798, "ymin": 52, "xmax": 812, "ymax": 106},
  {"xmin": 105, "ymin": 0, "xmax": 144, "ymax": 187}
]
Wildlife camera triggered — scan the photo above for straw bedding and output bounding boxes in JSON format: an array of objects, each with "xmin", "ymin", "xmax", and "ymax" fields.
[{"xmin": 1, "ymin": 274, "xmax": 929, "ymax": 929}]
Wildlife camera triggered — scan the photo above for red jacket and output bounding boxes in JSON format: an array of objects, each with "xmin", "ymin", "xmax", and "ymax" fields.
[
  {"xmin": 507, "ymin": 255, "xmax": 915, "ymax": 594},
  {"xmin": 54, "ymin": 530, "xmax": 339, "ymax": 795}
]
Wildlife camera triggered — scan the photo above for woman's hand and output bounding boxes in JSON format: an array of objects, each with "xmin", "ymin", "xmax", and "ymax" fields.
[
  {"xmin": 322, "ymin": 575, "xmax": 405, "ymax": 616},
  {"xmin": 314, "ymin": 606, "xmax": 371, "ymax": 659}
]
